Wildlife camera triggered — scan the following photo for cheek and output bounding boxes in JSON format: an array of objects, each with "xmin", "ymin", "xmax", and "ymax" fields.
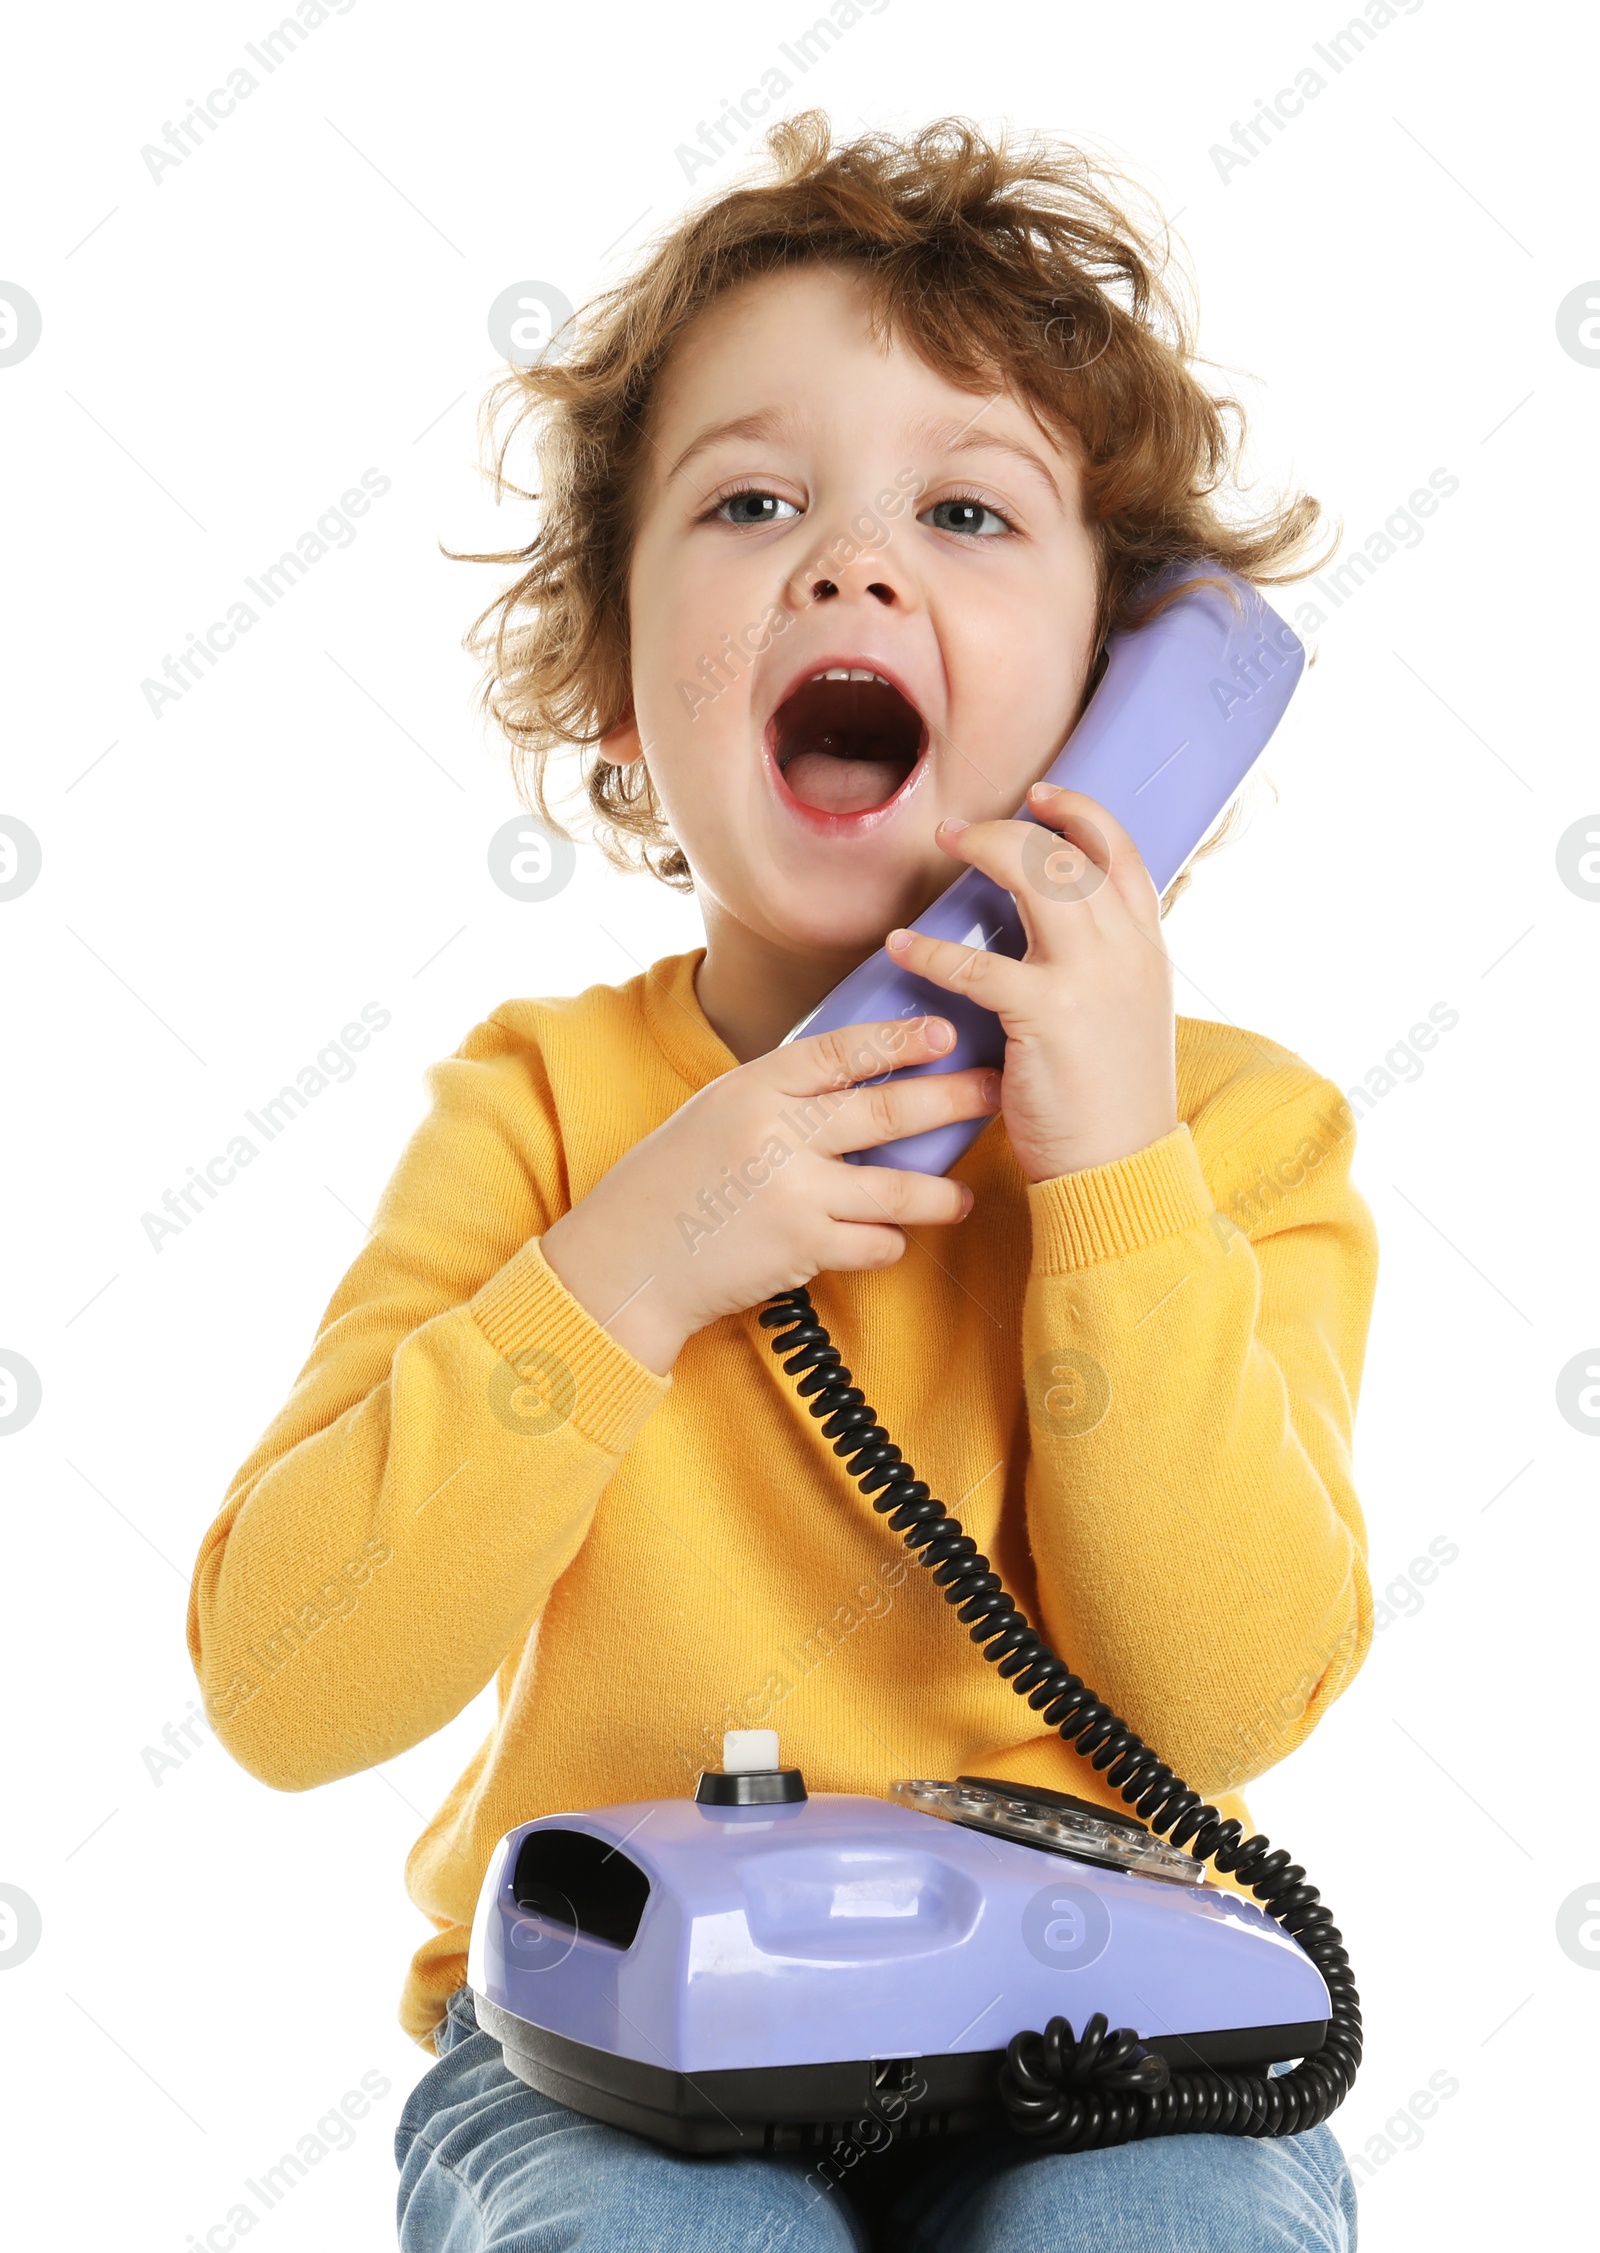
[
  {"xmin": 644, "ymin": 626, "xmax": 751, "ymax": 745},
  {"xmin": 939, "ymin": 556, "xmax": 1097, "ymax": 794},
  {"xmin": 625, "ymin": 584, "xmax": 763, "ymax": 859},
  {"xmin": 631, "ymin": 569, "xmax": 707, "ymax": 702},
  {"xmin": 630, "ymin": 532, "xmax": 766, "ymax": 731}
]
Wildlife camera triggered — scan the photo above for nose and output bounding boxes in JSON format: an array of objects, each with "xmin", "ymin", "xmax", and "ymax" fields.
[
  {"xmin": 808, "ymin": 571, "xmax": 896, "ymax": 606},
  {"xmin": 784, "ymin": 504, "xmax": 918, "ymax": 614}
]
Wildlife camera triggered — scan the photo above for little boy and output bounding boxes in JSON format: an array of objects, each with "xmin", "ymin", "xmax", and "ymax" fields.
[{"xmin": 189, "ymin": 112, "xmax": 1373, "ymax": 2251}]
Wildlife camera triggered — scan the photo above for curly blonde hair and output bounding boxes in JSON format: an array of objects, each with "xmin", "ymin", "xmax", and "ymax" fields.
[{"xmin": 452, "ymin": 111, "xmax": 1326, "ymax": 907}]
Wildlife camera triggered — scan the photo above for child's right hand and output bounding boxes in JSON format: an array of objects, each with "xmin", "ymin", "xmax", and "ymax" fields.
[{"xmin": 540, "ymin": 1017, "xmax": 1001, "ymax": 1375}]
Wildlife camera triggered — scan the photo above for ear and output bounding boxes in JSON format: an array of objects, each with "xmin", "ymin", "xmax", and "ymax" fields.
[{"xmin": 599, "ymin": 711, "xmax": 646, "ymax": 766}]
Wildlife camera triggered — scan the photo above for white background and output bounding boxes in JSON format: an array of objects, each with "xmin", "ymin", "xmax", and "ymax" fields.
[{"xmin": 2, "ymin": 1, "xmax": 1596, "ymax": 2245}]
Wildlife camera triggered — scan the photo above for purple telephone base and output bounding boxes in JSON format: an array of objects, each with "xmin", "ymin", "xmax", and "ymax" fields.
[{"xmin": 470, "ymin": 1784, "xmax": 1329, "ymax": 2154}]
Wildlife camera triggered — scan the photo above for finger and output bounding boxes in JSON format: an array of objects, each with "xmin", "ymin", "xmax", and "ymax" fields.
[
  {"xmin": 1023, "ymin": 784, "xmax": 1162, "ymax": 929},
  {"xmin": 881, "ymin": 923, "xmax": 1035, "ymax": 1018},
  {"xmin": 936, "ymin": 792, "xmax": 1159, "ymax": 946},
  {"xmin": 816, "ymin": 1062, "xmax": 1002, "ymax": 1159},
  {"xmin": 827, "ymin": 1163, "xmax": 976, "ymax": 1231},
  {"xmin": 816, "ymin": 1220, "xmax": 910, "ymax": 1275},
  {"xmin": 933, "ymin": 811, "xmax": 1117, "ymax": 956},
  {"xmin": 773, "ymin": 1014, "xmax": 968, "ymax": 1101},
  {"xmin": 793, "ymin": 1059, "xmax": 1001, "ymax": 1160}
]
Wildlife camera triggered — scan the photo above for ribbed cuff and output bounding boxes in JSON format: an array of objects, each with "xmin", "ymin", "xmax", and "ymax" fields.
[
  {"xmin": 1028, "ymin": 1125, "xmax": 1214, "ymax": 1273},
  {"xmin": 469, "ymin": 1236, "xmax": 669, "ymax": 1456}
]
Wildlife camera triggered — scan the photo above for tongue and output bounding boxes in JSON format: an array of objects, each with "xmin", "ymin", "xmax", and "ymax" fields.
[{"xmin": 782, "ymin": 751, "xmax": 906, "ymax": 814}]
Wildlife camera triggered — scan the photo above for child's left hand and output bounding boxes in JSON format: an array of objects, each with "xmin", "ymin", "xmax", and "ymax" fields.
[{"xmin": 885, "ymin": 783, "xmax": 1179, "ymax": 1186}]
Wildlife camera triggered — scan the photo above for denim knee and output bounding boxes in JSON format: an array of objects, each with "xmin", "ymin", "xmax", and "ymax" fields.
[
  {"xmin": 902, "ymin": 2123, "xmax": 1357, "ymax": 2253},
  {"xmin": 395, "ymin": 1986, "xmax": 869, "ymax": 2252}
]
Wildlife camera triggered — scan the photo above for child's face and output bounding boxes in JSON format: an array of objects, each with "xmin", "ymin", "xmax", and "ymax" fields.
[{"xmin": 612, "ymin": 262, "xmax": 1101, "ymax": 961}]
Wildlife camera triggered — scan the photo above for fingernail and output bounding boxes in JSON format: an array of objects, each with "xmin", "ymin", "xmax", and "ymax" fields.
[
  {"xmin": 926, "ymin": 1018, "xmax": 955, "ymax": 1052},
  {"xmin": 981, "ymin": 1071, "xmax": 1002, "ymax": 1104},
  {"xmin": 1029, "ymin": 781, "xmax": 1061, "ymax": 800},
  {"xmin": 886, "ymin": 927, "xmax": 910, "ymax": 950},
  {"xmin": 938, "ymin": 817, "xmax": 970, "ymax": 836}
]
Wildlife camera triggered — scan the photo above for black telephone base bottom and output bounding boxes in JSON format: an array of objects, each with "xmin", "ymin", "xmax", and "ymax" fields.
[{"xmin": 475, "ymin": 1993, "xmax": 1327, "ymax": 2156}]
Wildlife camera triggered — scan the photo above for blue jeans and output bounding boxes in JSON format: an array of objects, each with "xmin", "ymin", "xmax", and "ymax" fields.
[{"xmin": 396, "ymin": 1987, "xmax": 1357, "ymax": 2251}]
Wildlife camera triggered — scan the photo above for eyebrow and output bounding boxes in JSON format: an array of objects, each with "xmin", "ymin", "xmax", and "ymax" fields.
[
  {"xmin": 922, "ymin": 416, "xmax": 1066, "ymax": 502},
  {"xmin": 660, "ymin": 402, "xmax": 1067, "ymax": 500},
  {"xmin": 665, "ymin": 408, "xmax": 792, "ymax": 486}
]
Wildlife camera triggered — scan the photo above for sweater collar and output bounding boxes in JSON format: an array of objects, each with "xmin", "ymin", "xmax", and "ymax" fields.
[{"xmin": 639, "ymin": 949, "xmax": 741, "ymax": 1091}]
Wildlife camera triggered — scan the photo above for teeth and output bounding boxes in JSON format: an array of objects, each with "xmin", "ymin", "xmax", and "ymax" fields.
[{"xmin": 811, "ymin": 668, "xmax": 890, "ymax": 684}]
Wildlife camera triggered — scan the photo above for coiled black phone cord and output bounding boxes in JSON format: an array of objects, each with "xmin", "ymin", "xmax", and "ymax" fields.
[{"xmin": 759, "ymin": 1286, "xmax": 1362, "ymax": 2154}]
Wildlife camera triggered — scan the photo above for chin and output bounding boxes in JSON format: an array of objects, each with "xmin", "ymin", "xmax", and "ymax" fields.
[{"xmin": 750, "ymin": 870, "xmax": 932, "ymax": 963}]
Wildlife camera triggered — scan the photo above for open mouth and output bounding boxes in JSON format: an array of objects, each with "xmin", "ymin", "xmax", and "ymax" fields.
[{"xmin": 769, "ymin": 669, "xmax": 927, "ymax": 817}]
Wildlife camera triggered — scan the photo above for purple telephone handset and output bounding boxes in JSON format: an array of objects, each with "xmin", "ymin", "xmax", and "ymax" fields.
[{"xmin": 784, "ymin": 565, "xmax": 1305, "ymax": 1174}]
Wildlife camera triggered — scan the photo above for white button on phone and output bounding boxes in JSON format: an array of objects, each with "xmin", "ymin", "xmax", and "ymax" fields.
[{"xmin": 722, "ymin": 1729, "xmax": 780, "ymax": 1772}]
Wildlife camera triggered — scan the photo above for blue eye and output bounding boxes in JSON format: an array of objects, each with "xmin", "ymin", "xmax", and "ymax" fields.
[
  {"xmin": 921, "ymin": 497, "xmax": 1010, "ymax": 537},
  {"xmin": 715, "ymin": 490, "xmax": 800, "ymax": 526}
]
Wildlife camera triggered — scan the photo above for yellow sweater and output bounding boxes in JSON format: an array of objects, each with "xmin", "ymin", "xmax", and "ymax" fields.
[{"xmin": 187, "ymin": 948, "xmax": 1378, "ymax": 2049}]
